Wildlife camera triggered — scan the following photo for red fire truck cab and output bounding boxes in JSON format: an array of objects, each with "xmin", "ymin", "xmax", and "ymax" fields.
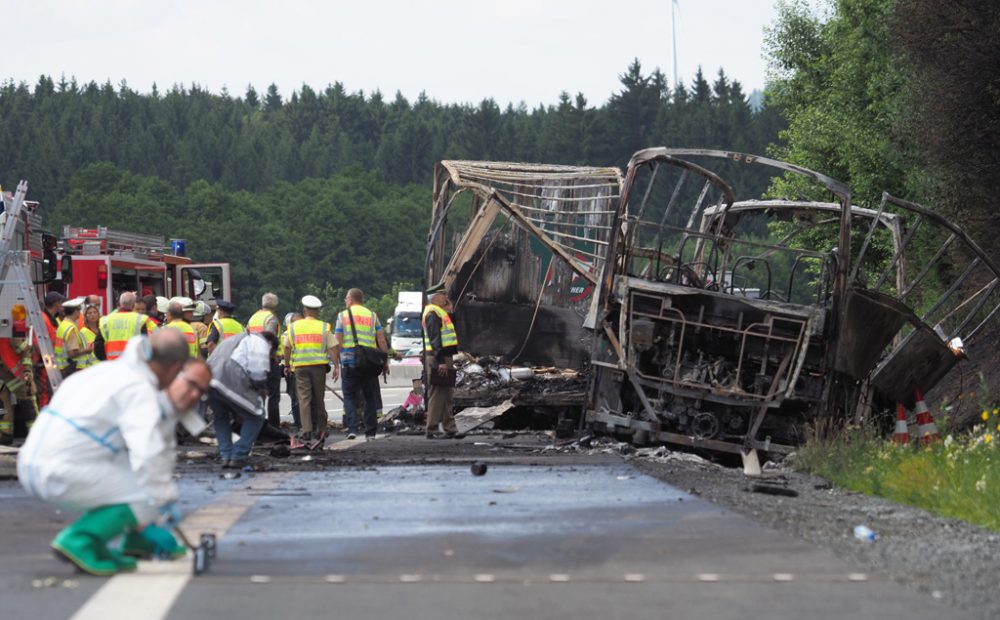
[{"xmin": 59, "ymin": 226, "xmax": 231, "ymax": 312}]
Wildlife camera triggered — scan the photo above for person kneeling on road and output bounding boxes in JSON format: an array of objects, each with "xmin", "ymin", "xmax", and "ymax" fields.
[
  {"xmin": 120, "ymin": 358, "xmax": 212, "ymax": 561},
  {"xmin": 207, "ymin": 330, "xmax": 278, "ymax": 469},
  {"xmin": 16, "ymin": 330, "xmax": 206, "ymax": 576}
]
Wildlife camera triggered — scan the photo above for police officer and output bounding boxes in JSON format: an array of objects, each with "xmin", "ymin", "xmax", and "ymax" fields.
[
  {"xmin": 332, "ymin": 288, "xmax": 390, "ymax": 441},
  {"xmin": 55, "ymin": 298, "xmax": 90, "ymax": 378},
  {"xmin": 423, "ymin": 289, "xmax": 460, "ymax": 439},
  {"xmin": 283, "ymin": 296, "xmax": 335, "ymax": 447},
  {"xmin": 207, "ymin": 300, "xmax": 245, "ymax": 355}
]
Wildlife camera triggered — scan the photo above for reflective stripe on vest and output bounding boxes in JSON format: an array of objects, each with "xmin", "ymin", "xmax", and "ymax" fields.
[
  {"xmin": 77, "ymin": 326, "xmax": 99, "ymax": 369},
  {"xmin": 165, "ymin": 320, "xmax": 199, "ymax": 357},
  {"xmin": 55, "ymin": 320, "xmax": 78, "ymax": 370},
  {"xmin": 340, "ymin": 306, "xmax": 377, "ymax": 349},
  {"xmin": 422, "ymin": 304, "xmax": 458, "ymax": 351},
  {"xmin": 288, "ymin": 318, "xmax": 329, "ymax": 368},
  {"xmin": 212, "ymin": 317, "xmax": 245, "ymax": 341},
  {"xmin": 99, "ymin": 312, "xmax": 145, "ymax": 360}
]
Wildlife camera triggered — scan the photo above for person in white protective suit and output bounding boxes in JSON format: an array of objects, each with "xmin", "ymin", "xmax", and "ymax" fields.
[{"xmin": 16, "ymin": 329, "xmax": 209, "ymax": 576}]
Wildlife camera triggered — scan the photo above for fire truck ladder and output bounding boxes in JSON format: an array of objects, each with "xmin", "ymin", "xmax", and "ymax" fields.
[{"xmin": 0, "ymin": 181, "xmax": 62, "ymax": 390}]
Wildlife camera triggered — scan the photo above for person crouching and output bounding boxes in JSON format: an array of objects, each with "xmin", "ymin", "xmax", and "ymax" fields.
[
  {"xmin": 207, "ymin": 331, "xmax": 278, "ymax": 469},
  {"xmin": 16, "ymin": 330, "xmax": 208, "ymax": 576}
]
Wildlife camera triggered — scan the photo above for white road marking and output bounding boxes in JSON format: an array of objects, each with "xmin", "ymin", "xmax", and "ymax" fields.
[{"xmin": 71, "ymin": 473, "xmax": 295, "ymax": 620}]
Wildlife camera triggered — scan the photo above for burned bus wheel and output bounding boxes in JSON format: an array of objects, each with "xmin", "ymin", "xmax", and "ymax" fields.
[{"xmin": 690, "ymin": 412, "xmax": 721, "ymax": 439}]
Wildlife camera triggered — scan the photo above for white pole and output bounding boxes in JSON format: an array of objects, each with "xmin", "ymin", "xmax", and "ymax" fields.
[{"xmin": 671, "ymin": 0, "xmax": 679, "ymax": 89}]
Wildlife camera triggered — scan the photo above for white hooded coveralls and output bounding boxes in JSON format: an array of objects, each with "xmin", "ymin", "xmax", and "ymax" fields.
[{"xmin": 17, "ymin": 337, "xmax": 178, "ymax": 525}]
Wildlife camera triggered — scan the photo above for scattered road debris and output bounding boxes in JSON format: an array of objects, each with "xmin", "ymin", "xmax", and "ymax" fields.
[
  {"xmin": 470, "ymin": 462, "xmax": 488, "ymax": 476},
  {"xmin": 750, "ymin": 483, "xmax": 799, "ymax": 498}
]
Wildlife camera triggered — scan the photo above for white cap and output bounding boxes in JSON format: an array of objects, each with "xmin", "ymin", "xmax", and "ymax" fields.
[
  {"xmin": 62, "ymin": 297, "xmax": 85, "ymax": 310},
  {"xmin": 170, "ymin": 296, "xmax": 195, "ymax": 311},
  {"xmin": 156, "ymin": 296, "xmax": 169, "ymax": 314},
  {"xmin": 301, "ymin": 295, "xmax": 322, "ymax": 309}
]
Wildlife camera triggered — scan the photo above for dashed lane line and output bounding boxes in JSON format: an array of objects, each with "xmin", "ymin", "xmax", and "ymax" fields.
[{"xmin": 70, "ymin": 471, "xmax": 297, "ymax": 620}]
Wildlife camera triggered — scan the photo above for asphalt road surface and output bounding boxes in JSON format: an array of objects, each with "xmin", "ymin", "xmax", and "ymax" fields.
[{"xmin": 1, "ymin": 435, "xmax": 971, "ymax": 620}]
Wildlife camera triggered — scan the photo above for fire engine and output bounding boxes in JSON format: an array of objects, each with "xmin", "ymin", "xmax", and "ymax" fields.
[{"xmin": 58, "ymin": 226, "xmax": 231, "ymax": 311}]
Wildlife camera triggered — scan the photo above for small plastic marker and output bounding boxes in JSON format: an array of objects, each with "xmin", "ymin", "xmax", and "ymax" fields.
[
  {"xmin": 848, "ymin": 573, "xmax": 868, "ymax": 582},
  {"xmin": 624, "ymin": 573, "xmax": 646, "ymax": 582},
  {"xmin": 249, "ymin": 575, "xmax": 271, "ymax": 584},
  {"xmin": 324, "ymin": 575, "xmax": 346, "ymax": 583},
  {"xmin": 773, "ymin": 573, "xmax": 794, "ymax": 582},
  {"xmin": 474, "ymin": 574, "xmax": 496, "ymax": 583},
  {"xmin": 698, "ymin": 573, "xmax": 720, "ymax": 582},
  {"xmin": 549, "ymin": 574, "xmax": 570, "ymax": 582},
  {"xmin": 400, "ymin": 574, "xmax": 422, "ymax": 583}
]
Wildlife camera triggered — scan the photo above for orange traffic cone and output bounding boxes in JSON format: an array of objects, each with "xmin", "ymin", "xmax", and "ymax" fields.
[
  {"xmin": 914, "ymin": 387, "xmax": 940, "ymax": 445},
  {"xmin": 893, "ymin": 403, "xmax": 910, "ymax": 445}
]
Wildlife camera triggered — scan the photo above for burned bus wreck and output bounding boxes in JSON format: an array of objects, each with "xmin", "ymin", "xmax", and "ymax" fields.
[{"xmin": 427, "ymin": 150, "xmax": 1000, "ymax": 455}]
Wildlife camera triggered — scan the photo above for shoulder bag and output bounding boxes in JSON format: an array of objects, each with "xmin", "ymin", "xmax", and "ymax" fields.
[{"xmin": 347, "ymin": 306, "xmax": 388, "ymax": 376}]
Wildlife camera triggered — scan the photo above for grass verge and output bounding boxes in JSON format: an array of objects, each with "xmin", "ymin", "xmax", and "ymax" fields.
[{"xmin": 797, "ymin": 416, "xmax": 1000, "ymax": 531}]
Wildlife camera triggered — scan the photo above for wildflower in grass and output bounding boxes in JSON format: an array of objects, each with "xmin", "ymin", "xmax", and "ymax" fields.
[
  {"xmin": 982, "ymin": 411, "xmax": 990, "ymax": 421},
  {"xmin": 986, "ymin": 434, "xmax": 994, "ymax": 445},
  {"xmin": 976, "ymin": 475, "xmax": 987, "ymax": 492},
  {"xmin": 994, "ymin": 408, "xmax": 999, "ymax": 416}
]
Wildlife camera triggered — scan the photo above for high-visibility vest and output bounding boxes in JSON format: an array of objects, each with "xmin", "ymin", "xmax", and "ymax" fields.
[
  {"xmin": 99, "ymin": 311, "xmax": 145, "ymax": 360},
  {"xmin": 212, "ymin": 317, "xmax": 245, "ymax": 341},
  {"xmin": 78, "ymin": 326, "xmax": 99, "ymax": 369},
  {"xmin": 288, "ymin": 317, "xmax": 330, "ymax": 368},
  {"xmin": 55, "ymin": 319, "xmax": 80, "ymax": 370},
  {"xmin": 422, "ymin": 304, "xmax": 458, "ymax": 351},
  {"xmin": 339, "ymin": 305, "xmax": 377, "ymax": 349},
  {"xmin": 165, "ymin": 320, "xmax": 199, "ymax": 357},
  {"xmin": 248, "ymin": 309, "xmax": 282, "ymax": 357},
  {"xmin": 192, "ymin": 321, "xmax": 209, "ymax": 353}
]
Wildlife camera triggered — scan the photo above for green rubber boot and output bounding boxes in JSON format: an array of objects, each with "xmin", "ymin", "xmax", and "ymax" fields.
[
  {"xmin": 51, "ymin": 504, "xmax": 138, "ymax": 576},
  {"xmin": 121, "ymin": 525, "xmax": 186, "ymax": 560},
  {"xmin": 119, "ymin": 529, "xmax": 155, "ymax": 559}
]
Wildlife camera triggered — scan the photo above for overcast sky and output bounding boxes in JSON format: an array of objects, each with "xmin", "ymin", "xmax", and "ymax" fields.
[{"xmin": 6, "ymin": 0, "xmax": 781, "ymax": 106}]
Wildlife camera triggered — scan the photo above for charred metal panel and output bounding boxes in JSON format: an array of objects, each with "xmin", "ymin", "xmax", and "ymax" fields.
[
  {"xmin": 870, "ymin": 326, "xmax": 960, "ymax": 409},
  {"xmin": 454, "ymin": 300, "xmax": 590, "ymax": 368},
  {"xmin": 834, "ymin": 288, "xmax": 914, "ymax": 379}
]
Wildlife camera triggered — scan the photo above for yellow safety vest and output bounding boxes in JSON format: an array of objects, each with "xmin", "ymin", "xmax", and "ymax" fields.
[
  {"xmin": 55, "ymin": 319, "xmax": 81, "ymax": 370},
  {"xmin": 78, "ymin": 326, "xmax": 99, "ymax": 369},
  {"xmin": 99, "ymin": 311, "xmax": 145, "ymax": 360},
  {"xmin": 288, "ymin": 317, "xmax": 330, "ymax": 368},
  {"xmin": 165, "ymin": 320, "xmax": 199, "ymax": 357},
  {"xmin": 212, "ymin": 317, "xmax": 245, "ymax": 341},
  {"xmin": 339, "ymin": 305, "xmax": 378, "ymax": 349},
  {"xmin": 422, "ymin": 304, "xmax": 458, "ymax": 351},
  {"xmin": 247, "ymin": 309, "xmax": 282, "ymax": 354}
]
